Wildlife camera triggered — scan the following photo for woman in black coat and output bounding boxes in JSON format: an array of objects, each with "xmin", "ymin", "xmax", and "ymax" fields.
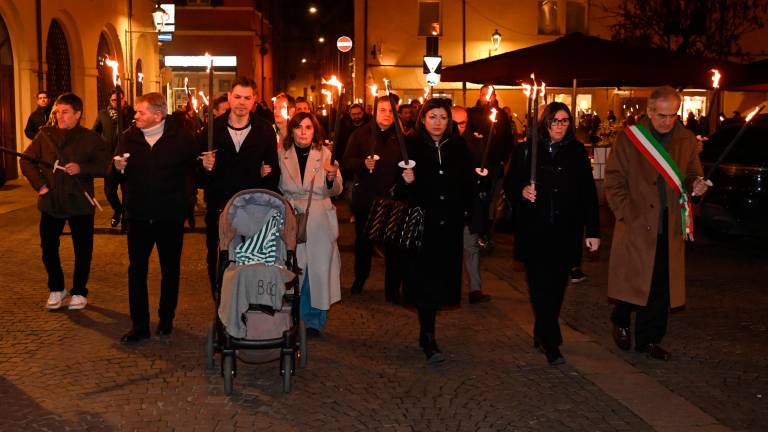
[
  {"xmin": 401, "ymin": 97, "xmax": 473, "ymax": 364},
  {"xmin": 505, "ymin": 101, "xmax": 600, "ymax": 365}
]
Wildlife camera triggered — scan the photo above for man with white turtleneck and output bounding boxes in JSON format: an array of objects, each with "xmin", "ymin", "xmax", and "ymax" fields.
[{"xmin": 113, "ymin": 92, "xmax": 198, "ymax": 343}]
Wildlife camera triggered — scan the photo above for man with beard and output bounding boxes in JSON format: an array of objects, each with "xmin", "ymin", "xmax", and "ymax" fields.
[
  {"xmin": 343, "ymin": 94, "xmax": 405, "ymax": 303},
  {"xmin": 199, "ymin": 77, "xmax": 280, "ymax": 292}
]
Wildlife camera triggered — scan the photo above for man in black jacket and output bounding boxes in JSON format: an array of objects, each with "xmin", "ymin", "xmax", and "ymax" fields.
[
  {"xmin": 343, "ymin": 94, "xmax": 406, "ymax": 302},
  {"xmin": 20, "ymin": 92, "xmax": 110, "ymax": 311},
  {"xmin": 24, "ymin": 91, "xmax": 52, "ymax": 139},
  {"xmin": 199, "ymin": 77, "xmax": 280, "ymax": 291},
  {"xmin": 113, "ymin": 92, "xmax": 198, "ymax": 343},
  {"xmin": 92, "ymin": 90, "xmax": 135, "ymax": 228}
]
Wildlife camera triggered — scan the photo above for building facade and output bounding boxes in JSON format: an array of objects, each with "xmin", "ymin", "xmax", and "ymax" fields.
[{"xmin": 0, "ymin": 0, "xmax": 161, "ymax": 181}]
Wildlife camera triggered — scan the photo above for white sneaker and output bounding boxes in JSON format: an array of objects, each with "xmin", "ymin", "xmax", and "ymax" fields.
[
  {"xmin": 68, "ymin": 295, "xmax": 88, "ymax": 310},
  {"xmin": 46, "ymin": 290, "xmax": 68, "ymax": 310}
]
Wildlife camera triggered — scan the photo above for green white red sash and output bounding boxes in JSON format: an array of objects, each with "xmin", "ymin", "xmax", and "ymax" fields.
[{"xmin": 624, "ymin": 124, "xmax": 694, "ymax": 240}]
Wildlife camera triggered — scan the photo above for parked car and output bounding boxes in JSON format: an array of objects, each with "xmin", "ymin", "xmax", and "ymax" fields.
[{"xmin": 698, "ymin": 114, "xmax": 768, "ymax": 237}]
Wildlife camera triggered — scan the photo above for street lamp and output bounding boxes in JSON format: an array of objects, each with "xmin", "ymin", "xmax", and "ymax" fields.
[
  {"xmin": 489, "ymin": 29, "xmax": 502, "ymax": 57},
  {"xmin": 309, "ymin": 6, "xmax": 318, "ymax": 14},
  {"xmin": 301, "ymin": 58, "xmax": 307, "ymax": 64},
  {"xmin": 318, "ymin": 36, "xmax": 325, "ymax": 43},
  {"xmin": 151, "ymin": 4, "xmax": 170, "ymax": 32}
]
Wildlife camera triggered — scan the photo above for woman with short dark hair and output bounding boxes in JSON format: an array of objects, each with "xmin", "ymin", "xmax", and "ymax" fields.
[
  {"xmin": 400, "ymin": 97, "xmax": 473, "ymax": 364},
  {"xmin": 278, "ymin": 111, "xmax": 343, "ymax": 335},
  {"xmin": 506, "ymin": 101, "xmax": 600, "ymax": 365}
]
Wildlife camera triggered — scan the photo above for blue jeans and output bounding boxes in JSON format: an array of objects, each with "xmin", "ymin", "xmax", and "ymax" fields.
[{"xmin": 300, "ymin": 270, "xmax": 327, "ymax": 331}]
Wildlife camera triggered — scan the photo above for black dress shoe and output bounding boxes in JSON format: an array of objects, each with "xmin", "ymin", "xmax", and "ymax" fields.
[
  {"xmin": 545, "ymin": 347, "xmax": 566, "ymax": 365},
  {"xmin": 350, "ymin": 280, "xmax": 364, "ymax": 294},
  {"xmin": 121, "ymin": 328, "xmax": 150, "ymax": 343},
  {"xmin": 420, "ymin": 333, "xmax": 445, "ymax": 364},
  {"xmin": 636, "ymin": 343, "xmax": 671, "ymax": 361},
  {"xmin": 110, "ymin": 213, "xmax": 121, "ymax": 228},
  {"xmin": 469, "ymin": 290, "xmax": 492, "ymax": 304},
  {"xmin": 612, "ymin": 325, "xmax": 632, "ymax": 351},
  {"xmin": 156, "ymin": 320, "xmax": 173, "ymax": 336}
]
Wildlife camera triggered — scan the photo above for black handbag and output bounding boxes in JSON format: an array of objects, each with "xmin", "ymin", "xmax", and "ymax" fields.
[{"xmin": 365, "ymin": 197, "xmax": 425, "ymax": 251}]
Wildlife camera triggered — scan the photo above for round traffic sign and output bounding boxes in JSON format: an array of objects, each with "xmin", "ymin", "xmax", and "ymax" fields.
[{"xmin": 336, "ymin": 36, "xmax": 353, "ymax": 53}]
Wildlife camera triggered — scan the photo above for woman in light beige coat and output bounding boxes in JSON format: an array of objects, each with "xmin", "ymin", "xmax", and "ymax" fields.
[{"xmin": 278, "ymin": 112, "xmax": 342, "ymax": 335}]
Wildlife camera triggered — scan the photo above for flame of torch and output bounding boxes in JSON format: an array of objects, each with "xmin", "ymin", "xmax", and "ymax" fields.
[
  {"xmin": 205, "ymin": 52, "xmax": 213, "ymax": 73},
  {"xmin": 710, "ymin": 69, "xmax": 721, "ymax": 89},
  {"xmin": 369, "ymin": 84, "xmax": 378, "ymax": 98},
  {"xmin": 321, "ymin": 89, "xmax": 332, "ymax": 105},
  {"xmin": 280, "ymin": 101, "xmax": 288, "ymax": 120},
  {"xmin": 540, "ymin": 81, "xmax": 546, "ymax": 98},
  {"xmin": 745, "ymin": 105, "xmax": 762, "ymax": 123},
  {"xmin": 424, "ymin": 87, "xmax": 430, "ymax": 100},
  {"xmin": 198, "ymin": 91, "xmax": 209, "ymax": 106},
  {"xmin": 105, "ymin": 56, "xmax": 120, "ymax": 86},
  {"xmin": 522, "ymin": 83, "xmax": 531, "ymax": 98},
  {"xmin": 484, "ymin": 85, "xmax": 494, "ymax": 103},
  {"xmin": 322, "ymin": 75, "xmax": 343, "ymax": 96},
  {"xmin": 192, "ymin": 96, "xmax": 199, "ymax": 112},
  {"xmin": 489, "ymin": 107, "xmax": 498, "ymax": 123},
  {"xmin": 137, "ymin": 72, "xmax": 144, "ymax": 83}
]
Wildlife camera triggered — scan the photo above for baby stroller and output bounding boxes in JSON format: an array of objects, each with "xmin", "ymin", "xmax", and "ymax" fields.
[{"xmin": 204, "ymin": 189, "xmax": 307, "ymax": 394}]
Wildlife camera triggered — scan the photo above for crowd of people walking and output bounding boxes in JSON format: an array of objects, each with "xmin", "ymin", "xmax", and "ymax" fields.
[{"xmin": 18, "ymin": 79, "xmax": 708, "ymax": 366}]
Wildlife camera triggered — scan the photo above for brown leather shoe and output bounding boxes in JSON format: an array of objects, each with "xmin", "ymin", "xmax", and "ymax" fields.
[
  {"xmin": 612, "ymin": 325, "xmax": 632, "ymax": 351},
  {"xmin": 637, "ymin": 343, "xmax": 671, "ymax": 361}
]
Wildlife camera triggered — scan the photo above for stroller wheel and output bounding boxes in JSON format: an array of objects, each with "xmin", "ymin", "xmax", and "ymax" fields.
[
  {"xmin": 298, "ymin": 321, "xmax": 308, "ymax": 368},
  {"xmin": 205, "ymin": 323, "xmax": 215, "ymax": 369},
  {"xmin": 281, "ymin": 352, "xmax": 292, "ymax": 393},
  {"xmin": 223, "ymin": 355, "xmax": 234, "ymax": 395}
]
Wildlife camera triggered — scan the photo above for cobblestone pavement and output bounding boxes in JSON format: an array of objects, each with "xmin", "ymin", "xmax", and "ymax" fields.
[
  {"xmin": 0, "ymin": 193, "xmax": 653, "ymax": 432},
  {"xmin": 489, "ymin": 208, "xmax": 768, "ymax": 432}
]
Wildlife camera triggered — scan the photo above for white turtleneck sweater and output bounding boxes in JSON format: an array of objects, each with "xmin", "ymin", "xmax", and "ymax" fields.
[{"xmin": 141, "ymin": 120, "xmax": 165, "ymax": 147}]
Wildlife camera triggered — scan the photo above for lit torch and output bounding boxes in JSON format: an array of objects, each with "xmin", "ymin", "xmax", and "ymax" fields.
[
  {"xmin": 706, "ymin": 69, "xmax": 722, "ymax": 134},
  {"xmin": 106, "ymin": 56, "xmax": 128, "ymax": 171},
  {"xmin": 476, "ymin": 107, "xmax": 498, "ymax": 176},
  {"xmin": 205, "ymin": 52, "xmax": 214, "ymax": 151},
  {"xmin": 384, "ymin": 78, "xmax": 414, "ymax": 169},
  {"xmin": 368, "ymin": 84, "xmax": 380, "ymax": 171},
  {"xmin": 699, "ymin": 104, "xmax": 765, "ymax": 191}
]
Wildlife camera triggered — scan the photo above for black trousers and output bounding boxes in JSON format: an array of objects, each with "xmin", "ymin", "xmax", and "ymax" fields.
[
  {"xmin": 353, "ymin": 207, "xmax": 405, "ymax": 302},
  {"xmin": 127, "ymin": 218, "xmax": 185, "ymax": 332},
  {"xmin": 525, "ymin": 256, "xmax": 570, "ymax": 351},
  {"xmin": 39, "ymin": 212, "xmax": 94, "ymax": 296},
  {"xmin": 611, "ymin": 231, "xmax": 670, "ymax": 348},
  {"xmin": 104, "ymin": 175, "xmax": 124, "ymax": 216}
]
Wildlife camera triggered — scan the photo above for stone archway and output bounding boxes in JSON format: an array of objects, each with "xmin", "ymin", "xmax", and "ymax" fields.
[
  {"xmin": 45, "ymin": 19, "xmax": 71, "ymax": 101},
  {"xmin": 0, "ymin": 13, "xmax": 16, "ymax": 181}
]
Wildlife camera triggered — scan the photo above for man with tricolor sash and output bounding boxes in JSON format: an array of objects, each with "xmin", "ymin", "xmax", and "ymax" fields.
[{"xmin": 604, "ymin": 86, "xmax": 709, "ymax": 361}]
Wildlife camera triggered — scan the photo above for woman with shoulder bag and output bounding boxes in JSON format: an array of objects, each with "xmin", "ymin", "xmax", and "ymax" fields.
[
  {"xmin": 278, "ymin": 112, "xmax": 343, "ymax": 336},
  {"xmin": 400, "ymin": 97, "xmax": 474, "ymax": 364}
]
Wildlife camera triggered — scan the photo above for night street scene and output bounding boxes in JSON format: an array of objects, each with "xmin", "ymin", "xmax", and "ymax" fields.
[{"xmin": 1, "ymin": 0, "xmax": 767, "ymax": 431}]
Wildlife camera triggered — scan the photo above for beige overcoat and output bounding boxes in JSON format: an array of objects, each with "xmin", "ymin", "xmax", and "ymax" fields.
[
  {"xmin": 604, "ymin": 117, "xmax": 702, "ymax": 308},
  {"xmin": 278, "ymin": 145, "xmax": 343, "ymax": 310}
]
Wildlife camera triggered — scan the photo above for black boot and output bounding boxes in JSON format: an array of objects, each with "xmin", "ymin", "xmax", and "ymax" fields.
[
  {"xmin": 350, "ymin": 279, "xmax": 364, "ymax": 294},
  {"xmin": 419, "ymin": 333, "xmax": 445, "ymax": 364}
]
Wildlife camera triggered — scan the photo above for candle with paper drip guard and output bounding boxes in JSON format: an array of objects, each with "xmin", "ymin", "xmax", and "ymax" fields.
[
  {"xmin": 321, "ymin": 75, "xmax": 344, "ymax": 171},
  {"xmin": 383, "ymin": 79, "xmax": 414, "ymax": 169}
]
